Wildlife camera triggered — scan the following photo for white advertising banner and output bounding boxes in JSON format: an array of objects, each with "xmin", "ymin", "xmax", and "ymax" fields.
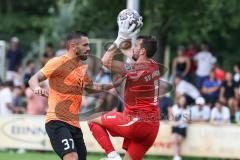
[{"xmin": 0, "ymin": 115, "xmax": 239, "ymax": 159}]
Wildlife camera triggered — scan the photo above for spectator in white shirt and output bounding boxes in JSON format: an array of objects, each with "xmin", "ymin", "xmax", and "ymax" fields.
[
  {"xmin": 194, "ymin": 43, "xmax": 217, "ymax": 88},
  {"xmin": 233, "ymin": 64, "xmax": 240, "ymax": 84},
  {"xmin": 174, "ymin": 75, "xmax": 200, "ymax": 105},
  {"xmin": 0, "ymin": 81, "xmax": 19, "ymax": 115},
  {"xmin": 210, "ymin": 101, "xmax": 230, "ymax": 125},
  {"xmin": 169, "ymin": 95, "xmax": 190, "ymax": 160},
  {"xmin": 190, "ymin": 97, "xmax": 210, "ymax": 122}
]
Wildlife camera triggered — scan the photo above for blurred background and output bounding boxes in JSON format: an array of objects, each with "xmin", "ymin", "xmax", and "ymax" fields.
[{"xmin": 0, "ymin": 0, "xmax": 240, "ymax": 160}]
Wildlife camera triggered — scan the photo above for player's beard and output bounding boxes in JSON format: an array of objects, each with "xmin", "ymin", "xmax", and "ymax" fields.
[
  {"xmin": 132, "ymin": 52, "xmax": 139, "ymax": 61},
  {"xmin": 76, "ymin": 47, "xmax": 88, "ymax": 61}
]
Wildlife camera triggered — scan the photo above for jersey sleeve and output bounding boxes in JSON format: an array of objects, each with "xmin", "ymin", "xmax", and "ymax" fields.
[{"xmin": 40, "ymin": 57, "xmax": 60, "ymax": 78}]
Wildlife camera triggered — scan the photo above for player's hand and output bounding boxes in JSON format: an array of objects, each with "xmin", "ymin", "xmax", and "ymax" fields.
[
  {"xmin": 34, "ymin": 87, "xmax": 48, "ymax": 97},
  {"xmin": 118, "ymin": 20, "xmax": 137, "ymax": 38},
  {"xmin": 112, "ymin": 74, "xmax": 127, "ymax": 87},
  {"xmin": 114, "ymin": 19, "xmax": 143, "ymax": 47}
]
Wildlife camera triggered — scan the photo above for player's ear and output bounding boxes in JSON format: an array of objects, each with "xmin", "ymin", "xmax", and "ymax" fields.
[
  {"xmin": 69, "ymin": 41, "xmax": 76, "ymax": 50},
  {"xmin": 140, "ymin": 48, "xmax": 147, "ymax": 56}
]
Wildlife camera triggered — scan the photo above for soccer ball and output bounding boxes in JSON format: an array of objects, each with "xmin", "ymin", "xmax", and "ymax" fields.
[{"xmin": 117, "ymin": 9, "xmax": 143, "ymax": 30}]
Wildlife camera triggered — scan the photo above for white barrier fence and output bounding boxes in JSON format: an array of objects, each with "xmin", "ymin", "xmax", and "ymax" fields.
[{"xmin": 0, "ymin": 115, "xmax": 240, "ymax": 159}]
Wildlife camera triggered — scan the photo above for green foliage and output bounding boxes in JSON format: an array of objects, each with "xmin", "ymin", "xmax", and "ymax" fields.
[
  {"xmin": 140, "ymin": 0, "xmax": 240, "ymax": 69},
  {"xmin": 0, "ymin": 0, "xmax": 239, "ymax": 69},
  {"xmin": 71, "ymin": 0, "xmax": 125, "ymax": 38}
]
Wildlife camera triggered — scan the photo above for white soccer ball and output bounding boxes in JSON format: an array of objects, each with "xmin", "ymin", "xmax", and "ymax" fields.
[{"xmin": 117, "ymin": 9, "xmax": 143, "ymax": 30}]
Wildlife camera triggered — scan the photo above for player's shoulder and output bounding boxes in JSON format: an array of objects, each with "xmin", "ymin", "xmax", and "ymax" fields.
[
  {"xmin": 47, "ymin": 55, "xmax": 68, "ymax": 64},
  {"xmin": 47, "ymin": 56, "xmax": 61, "ymax": 63}
]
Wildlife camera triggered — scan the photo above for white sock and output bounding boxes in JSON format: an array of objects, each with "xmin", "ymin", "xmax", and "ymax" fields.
[{"xmin": 108, "ymin": 151, "xmax": 120, "ymax": 158}]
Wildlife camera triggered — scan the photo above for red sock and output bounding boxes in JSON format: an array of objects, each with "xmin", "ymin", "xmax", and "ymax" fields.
[{"xmin": 89, "ymin": 122, "xmax": 115, "ymax": 154}]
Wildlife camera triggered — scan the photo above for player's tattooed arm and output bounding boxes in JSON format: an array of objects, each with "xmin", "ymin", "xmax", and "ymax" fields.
[
  {"xmin": 28, "ymin": 71, "xmax": 48, "ymax": 97},
  {"xmin": 84, "ymin": 74, "xmax": 126, "ymax": 93},
  {"xmin": 84, "ymin": 83, "xmax": 114, "ymax": 93},
  {"xmin": 101, "ymin": 44, "xmax": 126, "ymax": 76}
]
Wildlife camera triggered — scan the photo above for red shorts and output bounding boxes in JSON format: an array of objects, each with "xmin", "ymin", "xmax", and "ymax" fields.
[{"xmin": 101, "ymin": 111, "xmax": 160, "ymax": 160}]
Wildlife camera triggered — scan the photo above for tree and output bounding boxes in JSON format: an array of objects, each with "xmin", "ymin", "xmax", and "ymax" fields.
[
  {"xmin": 140, "ymin": 0, "xmax": 240, "ymax": 69},
  {"xmin": 1, "ymin": 0, "xmax": 239, "ymax": 70}
]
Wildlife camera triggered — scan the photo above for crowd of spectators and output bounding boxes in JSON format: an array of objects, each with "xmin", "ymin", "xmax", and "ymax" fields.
[
  {"xmin": 1, "ymin": 37, "xmax": 240, "ymax": 160},
  {"xmin": 1, "ymin": 38, "xmax": 240, "ymax": 123},
  {"xmin": 161, "ymin": 42, "xmax": 240, "ymax": 124},
  {"xmin": 0, "ymin": 37, "xmax": 49, "ymax": 116},
  {"xmin": 162, "ymin": 42, "xmax": 240, "ymax": 160}
]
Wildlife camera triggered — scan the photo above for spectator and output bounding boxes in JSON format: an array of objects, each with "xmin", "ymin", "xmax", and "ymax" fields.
[
  {"xmin": 13, "ymin": 66, "xmax": 24, "ymax": 87},
  {"xmin": 6, "ymin": 37, "xmax": 22, "ymax": 81},
  {"xmin": 210, "ymin": 101, "xmax": 230, "ymax": 125},
  {"xmin": 172, "ymin": 46, "xmax": 191, "ymax": 81},
  {"xmin": 93, "ymin": 67, "xmax": 114, "ymax": 112},
  {"xmin": 194, "ymin": 43, "xmax": 217, "ymax": 88},
  {"xmin": 183, "ymin": 43, "xmax": 197, "ymax": 59},
  {"xmin": 12, "ymin": 86, "xmax": 26, "ymax": 114},
  {"xmin": 190, "ymin": 97, "xmax": 210, "ymax": 122},
  {"xmin": 95, "ymin": 67, "xmax": 111, "ymax": 83},
  {"xmin": 25, "ymin": 83, "xmax": 47, "ymax": 115},
  {"xmin": 219, "ymin": 72, "xmax": 239, "ymax": 121},
  {"xmin": 41, "ymin": 42, "xmax": 54, "ymax": 66},
  {"xmin": 214, "ymin": 66, "xmax": 225, "ymax": 82},
  {"xmin": 233, "ymin": 64, "xmax": 240, "ymax": 85},
  {"xmin": 159, "ymin": 93, "xmax": 173, "ymax": 120},
  {"xmin": 55, "ymin": 39, "xmax": 67, "ymax": 57},
  {"xmin": 235, "ymin": 105, "xmax": 240, "ymax": 124},
  {"xmin": 174, "ymin": 75, "xmax": 200, "ymax": 105},
  {"xmin": 201, "ymin": 69, "xmax": 221, "ymax": 106},
  {"xmin": 0, "ymin": 81, "xmax": 19, "ymax": 115},
  {"xmin": 183, "ymin": 42, "xmax": 197, "ymax": 82},
  {"xmin": 23, "ymin": 60, "xmax": 35, "ymax": 88},
  {"xmin": 169, "ymin": 95, "xmax": 190, "ymax": 160}
]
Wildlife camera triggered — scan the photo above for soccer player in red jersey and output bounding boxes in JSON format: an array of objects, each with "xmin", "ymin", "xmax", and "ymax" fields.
[{"xmin": 88, "ymin": 21, "xmax": 161, "ymax": 160}]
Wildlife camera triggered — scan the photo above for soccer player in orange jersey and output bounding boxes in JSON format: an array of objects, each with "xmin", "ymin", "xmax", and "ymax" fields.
[{"xmin": 29, "ymin": 31, "xmax": 125, "ymax": 160}]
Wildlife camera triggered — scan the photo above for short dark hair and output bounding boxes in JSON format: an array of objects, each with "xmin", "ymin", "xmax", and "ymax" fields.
[
  {"xmin": 65, "ymin": 31, "xmax": 88, "ymax": 49},
  {"xmin": 66, "ymin": 31, "xmax": 88, "ymax": 42},
  {"xmin": 137, "ymin": 36, "xmax": 157, "ymax": 58}
]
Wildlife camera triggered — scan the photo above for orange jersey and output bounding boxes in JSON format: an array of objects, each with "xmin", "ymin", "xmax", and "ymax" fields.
[{"xmin": 41, "ymin": 54, "xmax": 92, "ymax": 128}]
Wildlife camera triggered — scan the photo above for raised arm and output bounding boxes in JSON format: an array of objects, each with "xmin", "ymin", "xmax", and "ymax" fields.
[
  {"xmin": 101, "ymin": 19, "xmax": 142, "ymax": 75},
  {"xmin": 101, "ymin": 45, "xmax": 126, "ymax": 76}
]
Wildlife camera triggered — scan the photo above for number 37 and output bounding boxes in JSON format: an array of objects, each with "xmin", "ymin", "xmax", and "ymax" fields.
[{"xmin": 62, "ymin": 138, "xmax": 74, "ymax": 150}]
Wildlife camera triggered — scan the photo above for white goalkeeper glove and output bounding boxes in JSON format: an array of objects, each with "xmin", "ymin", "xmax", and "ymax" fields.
[{"xmin": 114, "ymin": 19, "xmax": 143, "ymax": 48}]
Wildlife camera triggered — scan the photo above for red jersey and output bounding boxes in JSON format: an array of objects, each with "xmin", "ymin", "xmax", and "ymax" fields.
[{"xmin": 123, "ymin": 60, "xmax": 161, "ymax": 119}]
